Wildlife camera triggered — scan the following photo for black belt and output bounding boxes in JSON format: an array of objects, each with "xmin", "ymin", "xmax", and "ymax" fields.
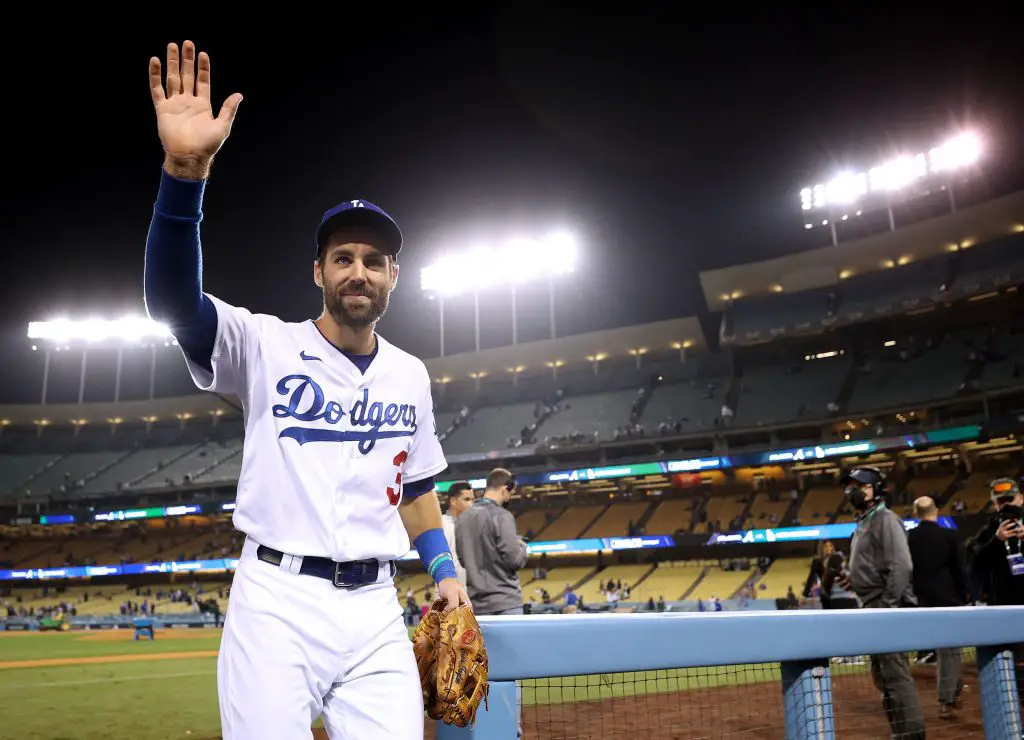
[{"xmin": 256, "ymin": 545, "xmax": 395, "ymax": 589}]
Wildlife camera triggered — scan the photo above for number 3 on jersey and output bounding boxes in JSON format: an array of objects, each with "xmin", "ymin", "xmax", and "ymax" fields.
[{"xmin": 386, "ymin": 451, "xmax": 408, "ymax": 506}]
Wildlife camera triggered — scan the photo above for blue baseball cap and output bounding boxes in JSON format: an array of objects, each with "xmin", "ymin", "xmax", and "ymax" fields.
[{"xmin": 315, "ymin": 199, "xmax": 403, "ymax": 259}]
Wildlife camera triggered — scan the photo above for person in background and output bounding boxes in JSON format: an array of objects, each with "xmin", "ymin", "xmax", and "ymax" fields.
[
  {"xmin": 455, "ymin": 468, "xmax": 528, "ymax": 616},
  {"xmin": 456, "ymin": 468, "xmax": 528, "ymax": 739},
  {"xmin": 969, "ymin": 478, "xmax": 1024, "ymax": 707},
  {"xmin": 837, "ymin": 466, "xmax": 926, "ymax": 739},
  {"xmin": 563, "ymin": 585, "xmax": 579, "ymax": 614},
  {"xmin": 970, "ymin": 478, "xmax": 1024, "ymax": 606},
  {"xmin": 441, "ymin": 481, "xmax": 474, "ymax": 586},
  {"xmin": 907, "ymin": 495, "xmax": 968, "ymax": 717}
]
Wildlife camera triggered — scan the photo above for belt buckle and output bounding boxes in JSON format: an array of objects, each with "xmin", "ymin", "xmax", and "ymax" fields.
[{"xmin": 332, "ymin": 561, "xmax": 357, "ymax": 588}]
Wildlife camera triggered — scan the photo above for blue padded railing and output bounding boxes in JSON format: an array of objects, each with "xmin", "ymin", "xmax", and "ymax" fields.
[{"xmin": 436, "ymin": 606, "xmax": 1024, "ymax": 739}]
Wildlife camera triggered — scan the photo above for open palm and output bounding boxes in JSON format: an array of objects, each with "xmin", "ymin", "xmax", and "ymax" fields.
[{"xmin": 150, "ymin": 41, "xmax": 242, "ymax": 162}]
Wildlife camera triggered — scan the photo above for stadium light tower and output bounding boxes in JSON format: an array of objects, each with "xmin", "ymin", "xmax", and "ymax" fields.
[
  {"xmin": 799, "ymin": 131, "xmax": 984, "ymax": 245},
  {"xmin": 419, "ymin": 231, "xmax": 579, "ymax": 356},
  {"xmin": 27, "ymin": 316, "xmax": 176, "ymax": 405}
]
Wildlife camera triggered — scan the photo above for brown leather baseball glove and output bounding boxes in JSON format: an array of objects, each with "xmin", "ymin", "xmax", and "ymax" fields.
[{"xmin": 412, "ymin": 599, "xmax": 489, "ymax": 727}]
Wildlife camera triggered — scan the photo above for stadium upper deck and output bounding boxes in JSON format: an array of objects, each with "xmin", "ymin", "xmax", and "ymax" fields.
[{"xmin": 1, "ymin": 189, "xmax": 1023, "ymax": 507}]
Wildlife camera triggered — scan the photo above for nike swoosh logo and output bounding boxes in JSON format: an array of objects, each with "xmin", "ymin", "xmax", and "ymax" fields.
[{"xmin": 300, "ymin": 351, "xmax": 322, "ymax": 362}]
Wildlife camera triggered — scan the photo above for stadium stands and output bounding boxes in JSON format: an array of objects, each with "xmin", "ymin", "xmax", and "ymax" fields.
[{"xmin": 4, "ymin": 179, "xmax": 1024, "ymax": 683}]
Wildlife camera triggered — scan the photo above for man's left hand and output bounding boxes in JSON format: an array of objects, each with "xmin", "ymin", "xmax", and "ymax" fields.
[{"xmin": 437, "ymin": 578, "xmax": 472, "ymax": 613}]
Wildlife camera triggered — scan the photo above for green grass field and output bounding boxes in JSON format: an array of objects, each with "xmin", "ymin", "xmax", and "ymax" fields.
[
  {"xmin": 0, "ymin": 627, "xmax": 795, "ymax": 739},
  {"xmin": 0, "ymin": 630, "xmax": 222, "ymax": 739}
]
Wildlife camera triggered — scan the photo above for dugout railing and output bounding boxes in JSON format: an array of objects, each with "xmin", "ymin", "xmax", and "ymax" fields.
[{"xmin": 435, "ymin": 606, "xmax": 1024, "ymax": 739}]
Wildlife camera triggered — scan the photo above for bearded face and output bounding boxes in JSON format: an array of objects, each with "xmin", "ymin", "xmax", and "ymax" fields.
[{"xmin": 316, "ymin": 228, "xmax": 397, "ymax": 329}]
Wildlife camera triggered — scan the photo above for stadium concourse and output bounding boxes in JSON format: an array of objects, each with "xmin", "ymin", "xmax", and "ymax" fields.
[{"xmin": 3, "ymin": 190, "xmax": 1024, "ymax": 737}]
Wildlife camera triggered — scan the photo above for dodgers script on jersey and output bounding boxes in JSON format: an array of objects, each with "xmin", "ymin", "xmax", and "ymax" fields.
[{"xmin": 182, "ymin": 293, "xmax": 448, "ymax": 562}]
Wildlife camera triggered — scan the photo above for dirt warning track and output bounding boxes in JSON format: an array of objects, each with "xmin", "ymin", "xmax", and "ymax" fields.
[{"xmin": 0, "ymin": 650, "xmax": 218, "ymax": 670}]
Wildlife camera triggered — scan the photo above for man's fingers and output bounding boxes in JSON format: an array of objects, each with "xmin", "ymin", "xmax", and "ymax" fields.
[
  {"xmin": 166, "ymin": 43, "xmax": 181, "ymax": 96},
  {"xmin": 196, "ymin": 51, "xmax": 212, "ymax": 99},
  {"xmin": 217, "ymin": 92, "xmax": 243, "ymax": 125},
  {"xmin": 148, "ymin": 57, "xmax": 165, "ymax": 105},
  {"xmin": 181, "ymin": 40, "xmax": 196, "ymax": 96}
]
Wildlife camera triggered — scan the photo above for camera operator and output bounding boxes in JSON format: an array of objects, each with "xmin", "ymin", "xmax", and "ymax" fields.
[
  {"xmin": 837, "ymin": 466, "xmax": 926, "ymax": 739},
  {"xmin": 970, "ymin": 478, "xmax": 1024, "ymax": 606}
]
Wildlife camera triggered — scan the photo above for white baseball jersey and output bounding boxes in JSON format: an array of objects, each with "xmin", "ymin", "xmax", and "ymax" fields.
[{"xmin": 183, "ymin": 293, "xmax": 447, "ymax": 562}]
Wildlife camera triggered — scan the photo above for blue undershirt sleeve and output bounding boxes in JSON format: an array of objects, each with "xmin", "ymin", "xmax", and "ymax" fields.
[
  {"xmin": 143, "ymin": 169, "xmax": 218, "ymax": 373},
  {"xmin": 403, "ymin": 476, "xmax": 435, "ymax": 501}
]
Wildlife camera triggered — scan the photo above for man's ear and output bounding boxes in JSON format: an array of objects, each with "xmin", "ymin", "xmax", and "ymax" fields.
[
  {"xmin": 390, "ymin": 259, "xmax": 400, "ymax": 290},
  {"xmin": 313, "ymin": 259, "xmax": 324, "ymax": 289}
]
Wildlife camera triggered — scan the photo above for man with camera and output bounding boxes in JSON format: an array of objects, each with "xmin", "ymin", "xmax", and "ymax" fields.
[
  {"xmin": 969, "ymin": 478, "xmax": 1024, "ymax": 713},
  {"xmin": 838, "ymin": 466, "xmax": 926, "ymax": 739},
  {"xmin": 970, "ymin": 478, "xmax": 1024, "ymax": 606}
]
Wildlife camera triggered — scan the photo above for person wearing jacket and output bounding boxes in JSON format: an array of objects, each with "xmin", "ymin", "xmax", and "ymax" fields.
[
  {"xmin": 837, "ymin": 466, "xmax": 926, "ymax": 740},
  {"xmin": 454, "ymin": 468, "xmax": 529, "ymax": 616},
  {"xmin": 908, "ymin": 495, "xmax": 968, "ymax": 716},
  {"xmin": 969, "ymin": 478, "xmax": 1024, "ymax": 606}
]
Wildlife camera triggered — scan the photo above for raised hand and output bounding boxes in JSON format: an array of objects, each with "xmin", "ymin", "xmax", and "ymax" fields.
[{"xmin": 149, "ymin": 41, "xmax": 243, "ymax": 179}]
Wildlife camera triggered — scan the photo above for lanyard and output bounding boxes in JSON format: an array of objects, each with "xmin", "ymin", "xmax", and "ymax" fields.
[{"xmin": 851, "ymin": 502, "xmax": 886, "ymax": 550}]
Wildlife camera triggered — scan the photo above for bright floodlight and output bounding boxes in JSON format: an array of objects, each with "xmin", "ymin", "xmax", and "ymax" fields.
[
  {"xmin": 420, "ymin": 231, "xmax": 579, "ymax": 298},
  {"xmin": 801, "ymin": 131, "xmax": 983, "ymax": 211},
  {"xmin": 27, "ymin": 316, "xmax": 174, "ymax": 344},
  {"xmin": 929, "ymin": 132, "xmax": 982, "ymax": 172}
]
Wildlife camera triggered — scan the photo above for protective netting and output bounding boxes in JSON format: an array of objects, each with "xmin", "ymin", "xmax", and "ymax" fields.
[
  {"xmin": 424, "ymin": 647, "xmax": 1016, "ymax": 738},
  {"xmin": 826, "ymin": 648, "xmax": 984, "ymax": 738},
  {"xmin": 520, "ymin": 664, "xmax": 783, "ymax": 739}
]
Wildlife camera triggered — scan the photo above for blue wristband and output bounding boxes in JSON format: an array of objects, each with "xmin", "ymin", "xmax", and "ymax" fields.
[{"xmin": 414, "ymin": 528, "xmax": 457, "ymax": 584}]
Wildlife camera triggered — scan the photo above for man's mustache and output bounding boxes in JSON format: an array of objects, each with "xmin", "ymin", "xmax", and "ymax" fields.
[{"xmin": 338, "ymin": 287, "xmax": 374, "ymax": 298}]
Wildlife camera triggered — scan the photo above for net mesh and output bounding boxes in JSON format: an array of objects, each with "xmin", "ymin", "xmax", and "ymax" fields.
[{"xmin": 423, "ymin": 646, "xmax": 1022, "ymax": 739}]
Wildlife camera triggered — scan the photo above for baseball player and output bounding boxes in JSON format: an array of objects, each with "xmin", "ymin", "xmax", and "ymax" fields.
[{"xmin": 143, "ymin": 41, "xmax": 470, "ymax": 740}]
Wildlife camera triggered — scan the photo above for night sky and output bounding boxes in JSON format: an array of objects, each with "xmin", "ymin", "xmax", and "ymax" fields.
[{"xmin": 2, "ymin": 10, "xmax": 1022, "ymax": 405}]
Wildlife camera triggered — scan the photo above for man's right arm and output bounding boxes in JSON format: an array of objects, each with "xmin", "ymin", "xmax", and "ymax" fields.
[
  {"xmin": 144, "ymin": 165, "xmax": 216, "ymax": 373},
  {"xmin": 144, "ymin": 163, "xmax": 254, "ymax": 396},
  {"xmin": 494, "ymin": 511, "xmax": 529, "ymax": 571}
]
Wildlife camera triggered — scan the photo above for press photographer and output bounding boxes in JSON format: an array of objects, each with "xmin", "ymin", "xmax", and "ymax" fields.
[{"xmin": 969, "ymin": 478, "xmax": 1024, "ymax": 606}]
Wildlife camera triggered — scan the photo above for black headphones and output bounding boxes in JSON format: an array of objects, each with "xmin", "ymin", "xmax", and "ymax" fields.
[{"xmin": 505, "ymin": 475, "xmax": 517, "ymax": 492}]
